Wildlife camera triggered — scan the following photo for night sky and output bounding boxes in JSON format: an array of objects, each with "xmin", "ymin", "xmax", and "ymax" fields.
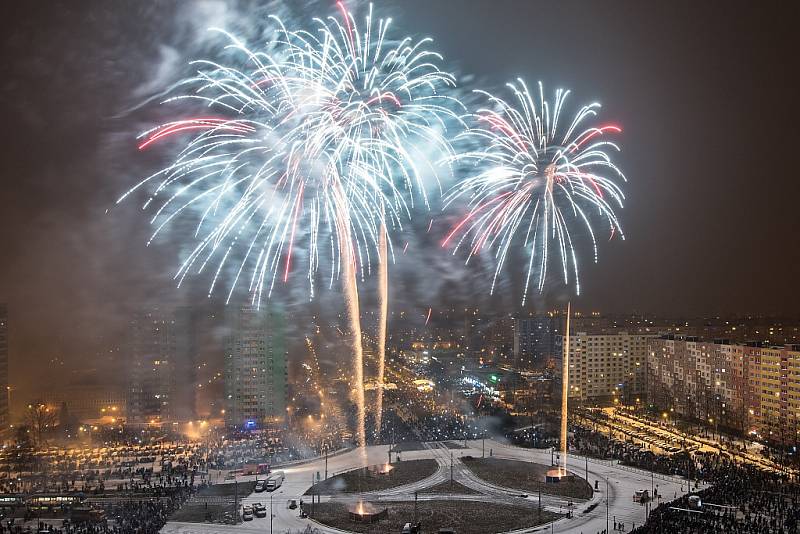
[{"xmin": 0, "ymin": 1, "xmax": 798, "ymax": 401}]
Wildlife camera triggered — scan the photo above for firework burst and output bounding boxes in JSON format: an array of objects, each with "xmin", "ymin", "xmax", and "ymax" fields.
[
  {"xmin": 443, "ymin": 79, "xmax": 626, "ymax": 304},
  {"xmin": 119, "ymin": 3, "xmax": 460, "ymax": 447},
  {"xmin": 119, "ymin": 3, "xmax": 458, "ymax": 306}
]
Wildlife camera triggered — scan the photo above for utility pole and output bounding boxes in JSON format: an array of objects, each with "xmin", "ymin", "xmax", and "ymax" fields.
[
  {"xmin": 414, "ymin": 491, "xmax": 418, "ymax": 524},
  {"xmin": 606, "ymin": 477, "xmax": 609, "ymax": 534},
  {"xmin": 585, "ymin": 455, "xmax": 589, "ymax": 482},
  {"xmin": 538, "ymin": 489, "xmax": 541, "ymax": 518},
  {"xmin": 235, "ymin": 476, "xmax": 242, "ymax": 523},
  {"xmin": 325, "ymin": 447, "xmax": 329, "ymax": 480},
  {"xmin": 482, "ymin": 433, "xmax": 486, "ymax": 458},
  {"xmin": 450, "ymin": 451, "xmax": 454, "ymax": 489},
  {"xmin": 269, "ymin": 493, "xmax": 273, "ymax": 534}
]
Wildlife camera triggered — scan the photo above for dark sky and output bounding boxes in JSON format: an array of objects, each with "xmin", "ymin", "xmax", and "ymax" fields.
[{"xmin": 0, "ymin": 1, "xmax": 798, "ymax": 400}]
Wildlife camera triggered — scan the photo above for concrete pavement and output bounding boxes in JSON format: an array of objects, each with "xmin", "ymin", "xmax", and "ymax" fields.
[{"xmin": 161, "ymin": 439, "xmax": 701, "ymax": 534}]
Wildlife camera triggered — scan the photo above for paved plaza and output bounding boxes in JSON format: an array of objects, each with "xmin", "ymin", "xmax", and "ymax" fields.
[{"xmin": 161, "ymin": 439, "xmax": 701, "ymax": 534}]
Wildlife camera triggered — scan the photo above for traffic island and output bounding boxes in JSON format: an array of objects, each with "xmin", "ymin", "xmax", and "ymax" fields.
[
  {"xmin": 305, "ymin": 459, "xmax": 439, "ymax": 495},
  {"xmin": 308, "ymin": 500, "xmax": 560, "ymax": 533},
  {"xmin": 462, "ymin": 457, "xmax": 592, "ymax": 499}
]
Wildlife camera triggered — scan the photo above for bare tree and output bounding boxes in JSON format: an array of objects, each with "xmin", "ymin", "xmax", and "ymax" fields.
[{"xmin": 25, "ymin": 403, "xmax": 57, "ymax": 447}]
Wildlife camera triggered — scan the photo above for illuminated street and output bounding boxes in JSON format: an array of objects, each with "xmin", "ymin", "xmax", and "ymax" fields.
[
  {"xmin": 161, "ymin": 439, "xmax": 700, "ymax": 534},
  {"xmin": 2, "ymin": 1, "xmax": 798, "ymax": 533}
]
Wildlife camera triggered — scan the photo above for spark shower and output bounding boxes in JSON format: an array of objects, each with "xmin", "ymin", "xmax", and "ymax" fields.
[{"xmin": 118, "ymin": 2, "xmax": 626, "ymax": 452}]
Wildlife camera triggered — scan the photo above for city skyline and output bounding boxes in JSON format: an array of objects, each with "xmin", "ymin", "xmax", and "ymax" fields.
[
  {"xmin": 0, "ymin": 3, "xmax": 797, "ymax": 532},
  {"xmin": 1, "ymin": 2, "xmax": 798, "ymax": 391}
]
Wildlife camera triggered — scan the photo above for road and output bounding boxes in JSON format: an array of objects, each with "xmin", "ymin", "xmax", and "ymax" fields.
[
  {"xmin": 161, "ymin": 439, "xmax": 701, "ymax": 534},
  {"xmin": 588, "ymin": 408, "xmax": 788, "ymax": 474}
]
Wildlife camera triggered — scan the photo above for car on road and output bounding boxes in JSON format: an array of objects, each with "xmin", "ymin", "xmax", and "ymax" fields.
[
  {"xmin": 254, "ymin": 506, "xmax": 267, "ymax": 518},
  {"xmin": 255, "ymin": 480, "xmax": 265, "ymax": 492},
  {"xmin": 287, "ymin": 499, "xmax": 298, "ymax": 509},
  {"xmin": 242, "ymin": 508, "xmax": 254, "ymax": 521},
  {"xmin": 402, "ymin": 522, "xmax": 422, "ymax": 533}
]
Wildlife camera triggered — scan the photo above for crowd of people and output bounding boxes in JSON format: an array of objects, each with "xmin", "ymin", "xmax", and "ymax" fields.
[
  {"xmin": 632, "ymin": 460, "xmax": 799, "ymax": 534},
  {"xmin": 0, "ymin": 485, "xmax": 195, "ymax": 534},
  {"xmin": 377, "ymin": 408, "xmax": 483, "ymax": 445},
  {"xmin": 572, "ymin": 426, "xmax": 695, "ymax": 478},
  {"xmin": 0, "ymin": 427, "xmax": 322, "ymax": 495},
  {"xmin": 0, "ymin": 428, "xmax": 328, "ymax": 533},
  {"xmin": 572, "ymin": 422, "xmax": 800, "ymax": 534}
]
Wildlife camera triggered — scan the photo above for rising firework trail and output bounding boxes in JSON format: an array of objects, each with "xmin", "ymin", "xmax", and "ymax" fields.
[
  {"xmin": 375, "ymin": 224, "xmax": 388, "ymax": 440},
  {"xmin": 119, "ymin": 3, "xmax": 459, "ymax": 449},
  {"xmin": 281, "ymin": 2, "xmax": 460, "ymax": 441},
  {"xmin": 443, "ymin": 80, "xmax": 626, "ymax": 304}
]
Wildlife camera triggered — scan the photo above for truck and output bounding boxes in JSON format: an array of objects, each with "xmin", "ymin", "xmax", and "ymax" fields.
[
  {"xmin": 266, "ymin": 471, "xmax": 285, "ymax": 491},
  {"xmin": 243, "ymin": 463, "xmax": 270, "ymax": 476}
]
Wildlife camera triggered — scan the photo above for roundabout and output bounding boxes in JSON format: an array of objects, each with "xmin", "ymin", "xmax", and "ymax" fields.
[{"xmin": 160, "ymin": 439, "xmax": 699, "ymax": 534}]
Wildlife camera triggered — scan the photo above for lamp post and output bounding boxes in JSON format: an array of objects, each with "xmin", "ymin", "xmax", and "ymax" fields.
[
  {"xmin": 606, "ymin": 477, "xmax": 609, "ymax": 533},
  {"xmin": 585, "ymin": 455, "xmax": 588, "ymax": 482}
]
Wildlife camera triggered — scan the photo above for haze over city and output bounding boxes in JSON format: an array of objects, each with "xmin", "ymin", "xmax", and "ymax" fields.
[{"xmin": 0, "ymin": 2, "xmax": 797, "ymax": 534}]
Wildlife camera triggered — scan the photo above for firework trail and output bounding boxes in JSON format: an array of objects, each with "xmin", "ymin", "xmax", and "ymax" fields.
[
  {"xmin": 443, "ymin": 80, "xmax": 625, "ymax": 304},
  {"xmin": 278, "ymin": 2, "xmax": 460, "ymax": 441},
  {"xmin": 425, "ymin": 307, "xmax": 432, "ymax": 325},
  {"xmin": 334, "ymin": 185, "xmax": 366, "ymax": 459},
  {"xmin": 375, "ymin": 225, "xmax": 388, "ymax": 439},
  {"xmin": 119, "ymin": 3, "xmax": 459, "ymax": 449},
  {"xmin": 286, "ymin": 2, "xmax": 459, "ymax": 444}
]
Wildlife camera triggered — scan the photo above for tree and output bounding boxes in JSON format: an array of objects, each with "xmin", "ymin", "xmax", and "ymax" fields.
[{"xmin": 25, "ymin": 402, "xmax": 57, "ymax": 447}]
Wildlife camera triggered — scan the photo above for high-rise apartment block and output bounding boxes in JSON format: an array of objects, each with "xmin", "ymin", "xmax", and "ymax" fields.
[
  {"xmin": 224, "ymin": 306, "xmax": 287, "ymax": 429},
  {"xmin": 515, "ymin": 315, "xmax": 561, "ymax": 369},
  {"xmin": 561, "ymin": 332, "xmax": 652, "ymax": 403},
  {"xmin": 127, "ymin": 308, "xmax": 196, "ymax": 424},
  {"xmin": 647, "ymin": 334, "xmax": 800, "ymax": 442}
]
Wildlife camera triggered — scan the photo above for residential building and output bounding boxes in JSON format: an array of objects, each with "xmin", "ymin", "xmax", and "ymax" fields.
[
  {"xmin": 647, "ymin": 335, "xmax": 800, "ymax": 442},
  {"xmin": 561, "ymin": 332, "xmax": 652, "ymax": 403},
  {"xmin": 127, "ymin": 308, "xmax": 196, "ymax": 425},
  {"xmin": 515, "ymin": 314, "xmax": 561, "ymax": 369},
  {"xmin": 42, "ymin": 385, "xmax": 126, "ymax": 423},
  {"xmin": 224, "ymin": 306, "xmax": 287, "ymax": 429}
]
